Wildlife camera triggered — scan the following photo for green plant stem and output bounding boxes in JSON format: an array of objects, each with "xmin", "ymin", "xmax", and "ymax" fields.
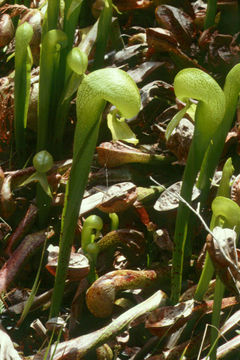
[
  {"xmin": 204, "ymin": 0, "xmax": 217, "ymax": 29},
  {"xmin": 52, "ymin": 48, "xmax": 87, "ymax": 156},
  {"xmin": 17, "ymin": 233, "xmax": 48, "ymax": 326},
  {"xmin": 50, "ymin": 120, "xmax": 101, "ymax": 316},
  {"xmin": 37, "ymin": 30, "xmax": 67, "ymax": 152},
  {"xmin": 53, "ymin": 0, "xmax": 83, "ymax": 124},
  {"xmin": 171, "ymin": 146, "xmax": 200, "ymax": 303},
  {"xmin": 47, "ymin": 0, "xmax": 60, "ymax": 31},
  {"xmin": 49, "ymin": 68, "xmax": 140, "ymax": 317},
  {"xmin": 36, "ymin": 184, "xmax": 52, "ymax": 227},
  {"xmin": 14, "ymin": 22, "xmax": 33, "ymax": 163},
  {"xmin": 195, "ymin": 159, "xmax": 239, "ymax": 360},
  {"xmin": 194, "ymin": 253, "xmax": 214, "ymax": 302},
  {"xmin": 63, "ymin": 0, "xmax": 83, "ymax": 50},
  {"xmin": 194, "ymin": 158, "xmax": 234, "ymax": 301},
  {"xmin": 210, "ymin": 276, "xmax": 225, "ymax": 360},
  {"xmin": 92, "ymin": 0, "xmax": 112, "ymax": 70}
]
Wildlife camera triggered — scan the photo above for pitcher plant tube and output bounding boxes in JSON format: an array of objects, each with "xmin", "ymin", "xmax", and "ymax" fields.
[
  {"xmin": 177, "ymin": 64, "xmax": 240, "ymax": 304},
  {"xmin": 92, "ymin": 0, "xmax": 112, "ymax": 70},
  {"xmin": 37, "ymin": 30, "xmax": 67, "ymax": 152},
  {"xmin": 53, "ymin": 0, "xmax": 84, "ymax": 122},
  {"xmin": 170, "ymin": 68, "xmax": 225, "ymax": 304},
  {"xmin": 197, "ymin": 63, "xmax": 240, "ymax": 200},
  {"xmin": 179, "ymin": 63, "xmax": 240, "ymax": 305},
  {"xmin": 46, "ymin": 0, "xmax": 60, "ymax": 32},
  {"xmin": 50, "ymin": 68, "xmax": 141, "ymax": 317},
  {"xmin": 194, "ymin": 158, "xmax": 238, "ymax": 360},
  {"xmin": 14, "ymin": 22, "xmax": 33, "ymax": 163}
]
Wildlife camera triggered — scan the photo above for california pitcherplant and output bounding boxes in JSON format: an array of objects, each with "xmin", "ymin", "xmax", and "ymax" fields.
[
  {"xmin": 194, "ymin": 158, "xmax": 240, "ymax": 359},
  {"xmin": 197, "ymin": 63, "xmax": 240, "ymax": 200},
  {"xmin": 50, "ymin": 68, "xmax": 141, "ymax": 317},
  {"xmin": 197, "ymin": 196, "xmax": 240, "ymax": 360},
  {"xmin": 208, "ymin": 198, "xmax": 240, "ymax": 360},
  {"xmin": 169, "ymin": 68, "xmax": 225, "ymax": 303},
  {"xmin": 37, "ymin": 0, "xmax": 85, "ymax": 154},
  {"xmin": 14, "ymin": 0, "xmax": 117, "ymax": 161},
  {"xmin": 81, "ymin": 214, "xmax": 103, "ymax": 283},
  {"xmin": 170, "ymin": 64, "xmax": 240, "ymax": 303}
]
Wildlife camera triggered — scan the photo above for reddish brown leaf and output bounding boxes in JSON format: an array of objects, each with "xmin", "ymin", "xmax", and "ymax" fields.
[{"xmin": 0, "ymin": 228, "xmax": 54, "ymax": 293}]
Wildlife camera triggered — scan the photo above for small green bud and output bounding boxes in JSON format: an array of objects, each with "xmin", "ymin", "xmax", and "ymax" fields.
[
  {"xmin": 67, "ymin": 48, "xmax": 88, "ymax": 75},
  {"xmin": 33, "ymin": 150, "xmax": 53, "ymax": 173}
]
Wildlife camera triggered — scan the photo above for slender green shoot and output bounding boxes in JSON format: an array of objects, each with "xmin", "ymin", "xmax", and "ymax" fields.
[
  {"xmin": 14, "ymin": 22, "xmax": 33, "ymax": 163},
  {"xmin": 109, "ymin": 213, "xmax": 119, "ymax": 231},
  {"xmin": 210, "ymin": 275, "xmax": 225, "ymax": 360},
  {"xmin": 194, "ymin": 157, "xmax": 234, "ymax": 301},
  {"xmin": 37, "ymin": 30, "xmax": 67, "ymax": 152},
  {"xmin": 47, "ymin": 0, "xmax": 60, "ymax": 31},
  {"xmin": 92, "ymin": 0, "xmax": 112, "ymax": 70},
  {"xmin": 197, "ymin": 64, "xmax": 240, "ymax": 201},
  {"xmin": 53, "ymin": 0, "xmax": 84, "ymax": 121},
  {"xmin": 17, "ymin": 233, "xmax": 48, "ymax": 326},
  {"xmin": 204, "ymin": 0, "xmax": 217, "ymax": 29}
]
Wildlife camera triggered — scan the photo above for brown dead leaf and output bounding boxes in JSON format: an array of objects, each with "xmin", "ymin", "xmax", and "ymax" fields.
[
  {"xmin": 46, "ymin": 247, "xmax": 90, "ymax": 281},
  {"xmin": 146, "ymin": 296, "xmax": 238, "ymax": 338},
  {"xmin": 0, "ymin": 228, "xmax": 54, "ymax": 293},
  {"xmin": 114, "ymin": 0, "xmax": 152, "ymax": 11},
  {"xmin": 206, "ymin": 226, "xmax": 240, "ymax": 295},
  {"xmin": 146, "ymin": 299, "xmax": 204, "ymax": 337},
  {"xmin": 155, "ymin": 5, "xmax": 196, "ymax": 53}
]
